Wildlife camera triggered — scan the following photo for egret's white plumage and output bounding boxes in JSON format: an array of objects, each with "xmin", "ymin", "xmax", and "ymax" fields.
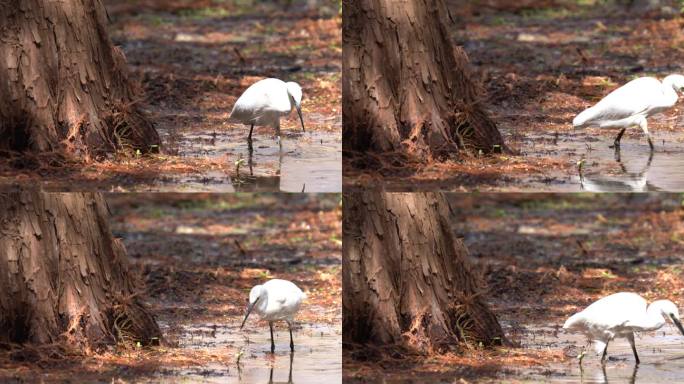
[
  {"xmin": 240, "ymin": 279, "xmax": 306, "ymax": 352},
  {"xmin": 573, "ymin": 74, "xmax": 684, "ymax": 150},
  {"xmin": 229, "ymin": 78, "xmax": 305, "ymax": 146},
  {"xmin": 563, "ymin": 292, "xmax": 684, "ymax": 364}
]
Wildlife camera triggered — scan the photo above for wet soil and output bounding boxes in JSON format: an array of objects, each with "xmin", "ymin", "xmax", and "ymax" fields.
[
  {"xmin": 0, "ymin": 0, "xmax": 341, "ymax": 192},
  {"xmin": 344, "ymin": 194, "xmax": 684, "ymax": 382},
  {"xmin": 0, "ymin": 194, "xmax": 342, "ymax": 382},
  {"xmin": 343, "ymin": 1, "xmax": 684, "ymax": 192}
]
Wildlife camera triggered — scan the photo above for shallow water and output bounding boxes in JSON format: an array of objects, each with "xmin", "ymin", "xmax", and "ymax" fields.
[
  {"xmin": 576, "ymin": 142, "xmax": 684, "ymax": 192},
  {"xmin": 509, "ymin": 325, "xmax": 684, "ymax": 383},
  {"xmin": 360, "ymin": 129, "xmax": 684, "ymax": 193},
  {"xmin": 152, "ymin": 322, "xmax": 342, "ymax": 383},
  {"xmin": 133, "ymin": 129, "xmax": 341, "ymax": 192},
  {"xmin": 520, "ymin": 129, "xmax": 684, "ymax": 192}
]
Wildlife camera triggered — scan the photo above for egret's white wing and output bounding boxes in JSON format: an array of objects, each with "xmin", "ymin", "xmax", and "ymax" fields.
[
  {"xmin": 578, "ymin": 292, "xmax": 648, "ymax": 332},
  {"xmin": 230, "ymin": 78, "xmax": 291, "ymax": 120},
  {"xmin": 260, "ymin": 79, "xmax": 293, "ymax": 114},
  {"xmin": 584, "ymin": 77, "xmax": 664, "ymax": 123},
  {"xmin": 264, "ymin": 279, "xmax": 304, "ymax": 315},
  {"xmin": 229, "ymin": 97, "xmax": 266, "ymax": 123}
]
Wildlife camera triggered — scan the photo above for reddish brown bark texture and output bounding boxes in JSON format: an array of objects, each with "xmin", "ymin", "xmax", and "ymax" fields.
[
  {"xmin": 343, "ymin": 0, "xmax": 504, "ymax": 160},
  {"xmin": 0, "ymin": 192, "xmax": 160, "ymax": 350},
  {"xmin": 0, "ymin": 0, "xmax": 160, "ymax": 158},
  {"xmin": 343, "ymin": 192, "xmax": 504, "ymax": 353}
]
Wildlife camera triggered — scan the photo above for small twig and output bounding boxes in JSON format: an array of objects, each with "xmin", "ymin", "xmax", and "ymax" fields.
[
  {"xmin": 234, "ymin": 239, "xmax": 247, "ymax": 257},
  {"xmin": 576, "ymin": 239, "xmax": 589, "ymax": 256},
  {"xmin": 233, "ymin": 47, "xmax": 246, "ymax": 65}
]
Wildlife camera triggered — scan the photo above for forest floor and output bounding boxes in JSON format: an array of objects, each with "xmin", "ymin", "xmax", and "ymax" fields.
[
  {"xmin": 344, "ymin": 1, "xmax": 684, "ymax": 192},
  {"xmin": 344, "ymin": 193, "xmax": 684, "ymax": 383},
  {"xmin": 0, "ymin": 194, "xmax": 342, "ymax": 383},
  {"xmin": 0, "ymin": 0, "xmax": 341, "ymax": 192}
]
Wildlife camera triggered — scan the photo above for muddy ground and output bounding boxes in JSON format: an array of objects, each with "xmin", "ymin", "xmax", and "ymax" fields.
[
  {"xmin": 0, "ymin": 0, "xmax": 341, "ymax": 192},
  {"xmin": 0, "ymin": 194, "xmax": 342, "ymax": 383},
  {"xmin": 344, "ymin": 1, "xmax": 684, "ymax": 192},
  {"xmin": 344, "ymin": 193, "xmax": 684, "ymax": 383}
]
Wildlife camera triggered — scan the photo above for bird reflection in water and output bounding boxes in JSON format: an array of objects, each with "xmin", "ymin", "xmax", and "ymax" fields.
[
  {"xmin": 268, "ymin": 352, "xmax": 294, "ymax": 384},
  {"xmin": 579, "ymin": 363, "xmax": 638, "ymax": 384},
  {"xmin": 580, "ymin": 148, "xmax": 655, "ymax": 192}
]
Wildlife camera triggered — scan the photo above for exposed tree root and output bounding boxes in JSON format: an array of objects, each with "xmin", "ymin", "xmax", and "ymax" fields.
[{"xmin": 108, "ymin": 294, "xmax": 162, "ymax": 348}]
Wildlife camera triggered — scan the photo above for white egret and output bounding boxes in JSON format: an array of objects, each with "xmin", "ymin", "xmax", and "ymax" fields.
[
  {"xmin": 573, "ymin": 74, "xmax": 684, "ymax": 150},
  {"xmin": 240, "ymin": 279, "xmax": 306, "ymax": 353},
  {"xmin": 229, "ymin": 78, "xmax": 305, "ymax": 148},
  {"xmin": 563, "ymin": 292, "xmax": 684, "ymax": 365}
]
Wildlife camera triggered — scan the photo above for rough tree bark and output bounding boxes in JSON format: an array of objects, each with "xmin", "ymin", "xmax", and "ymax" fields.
[
  {"xmin": 0, "ymin": 0, "xmax": 160, "ymax": 159},
  {"xmin": 343, "ymin": 0, "xmax": 504, "ymax": 161},
  {"xmin": 343, "ymin": 192, "xmax": 504, "ymax": 353},
  {"xmin": 0, "ymin": 192, "xmax": 160, "ymax": 351}
]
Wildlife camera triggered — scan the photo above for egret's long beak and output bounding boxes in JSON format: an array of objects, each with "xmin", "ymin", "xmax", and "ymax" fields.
[
  {"xmin": 670, "ymin": 314, "xmax": 684, "ymax": 336},
  {"xmin": 296, "ymin": 105, "xmax": 305, "ymax": 132},
  {"xmin": 240, "ymin": 299, "xmax": 258, "ymax": 330}
]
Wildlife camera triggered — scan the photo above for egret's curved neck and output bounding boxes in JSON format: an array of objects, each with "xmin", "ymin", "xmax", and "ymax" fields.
[
  {"xmin": 643, "ymin": 305, "xmax": 666, "ymax": 330},
  {"xmin": 663, "ymin": 76, "xmax": 679, "ymax": 89},
  {"xmin": 256, "ymin": 291, "xmax": 269, "ymax": 313},
  {"xmin": 662, "ymin": 77, "xmax": 680, "ymax": 103}
]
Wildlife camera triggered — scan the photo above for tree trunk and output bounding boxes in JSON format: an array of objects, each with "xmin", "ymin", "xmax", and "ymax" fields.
[
  {"xmin": 343, "ymin": 192, "xmax": 504, "ymax": 354},
  {"xmin": 0, "ymin": 192, "xmax": 160, "ymax": 351},
  {"xmin": 0, "ymin": 0, "xmax": 160, "ymax": 159},
  {"xmin": 343, "ymin": 0, "xmax": 504, "ymax": 161}
]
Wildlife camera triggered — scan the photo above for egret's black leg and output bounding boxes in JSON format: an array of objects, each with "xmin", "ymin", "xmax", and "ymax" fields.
[
  {"xmin": 288, "ymin": 321, "xmax": 294, "ymax": 352},
  {"xmin": 601, "ymin": 363, "xmax": 608, "ymax": 383},
  {"xmin": 288, "ymin": 350, "xmax": 294, "ymax": 383},
  {"xmin": 247, "ymin": 132, "xmax": 254, "ymax": 176},
  {"xmin": 610, "ymin": 127, "xmax": 627, "ymax": 149},
  {"xmin": 601, "ymin": 342, "xmax": 609, "ymax": 365},
  {"xmin": 614, "ymin": 145, "xmax": 622, "ymax": 162},
  {"xmin": 248, "ymin": 147, "xmax": 254, "ymax": 176},
  {"xmin": 627, "ymin": 333, "xmax": 640, "ymax": 364},
  {"xmin": 646, "ymin": 149, "xmax": 654, "ymax": 167},
  {"xmin": 248, "ymin": 124, "xmax": 254, "ymax": 150},
  {"xmin": 630, "ymin": 363, "xmax": 639, "ymax": 384},
  {"xmin": 647, "ymin": 136, "xmax": 655, "ymax": 152},
  {"xmin": 269, "ymin": 321, "xmax": 275, "ymax": 353},
  {"xmin": 633, "ymin": 345, "xmax": 641, "ymax": 365}
]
